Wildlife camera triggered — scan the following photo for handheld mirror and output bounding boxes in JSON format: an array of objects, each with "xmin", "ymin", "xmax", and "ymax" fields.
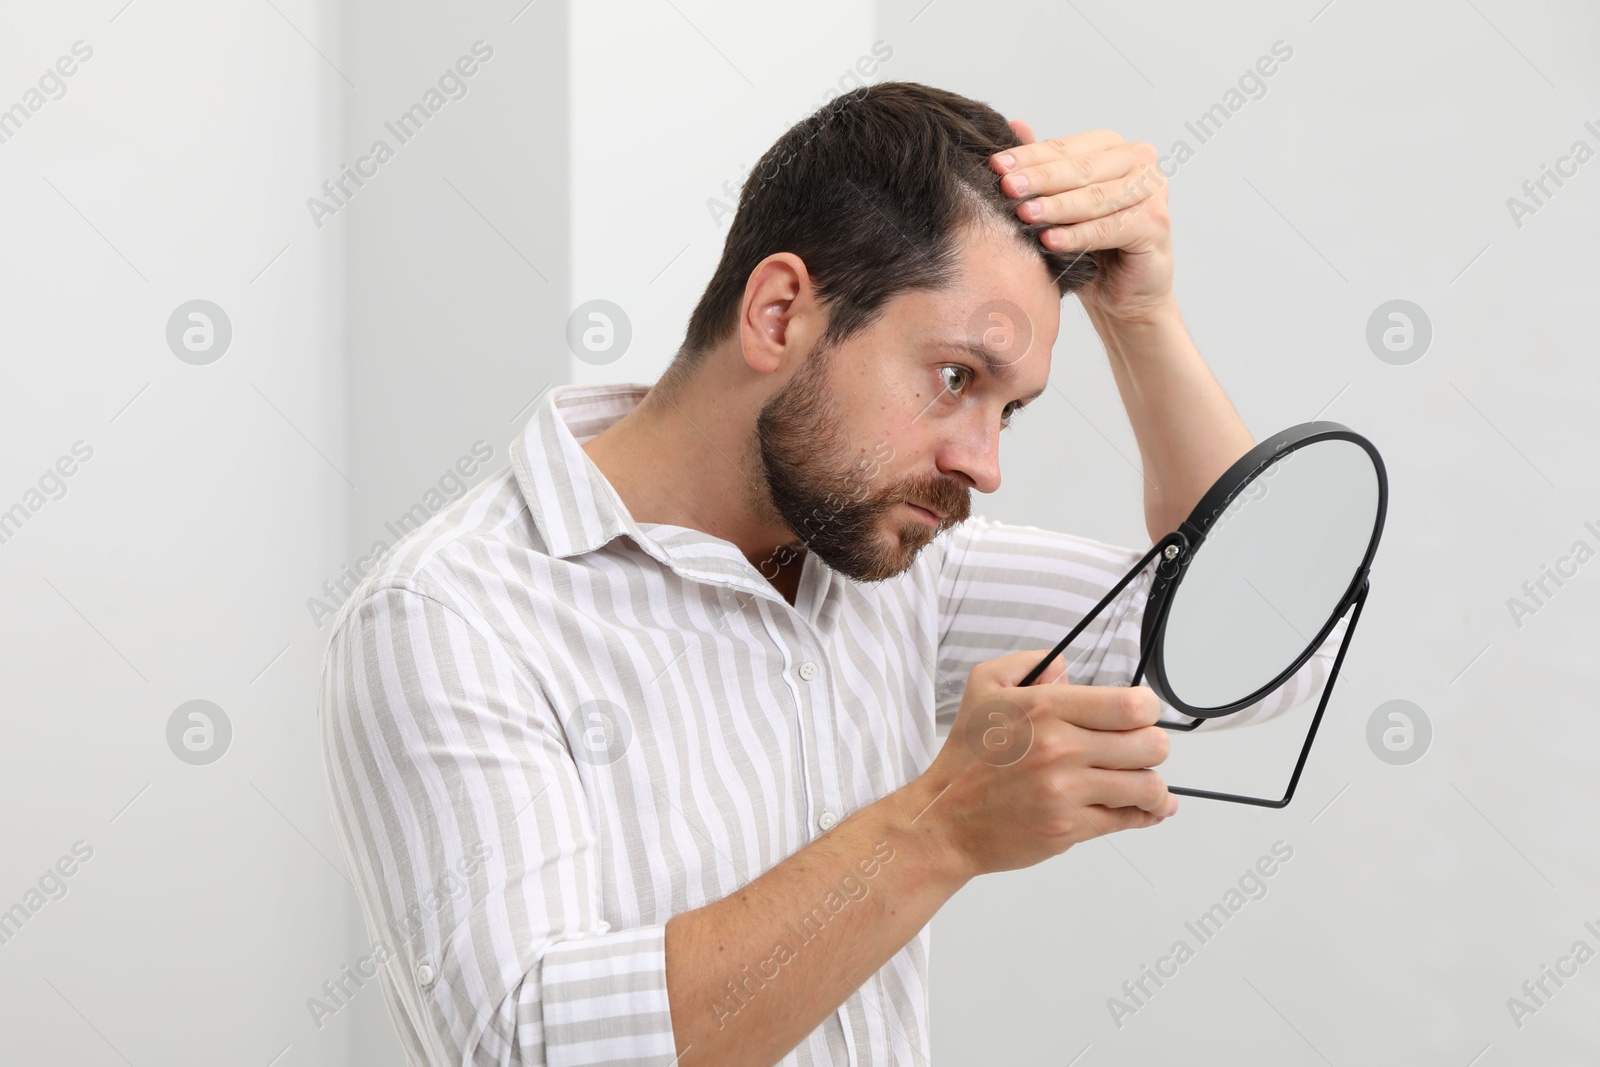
[{"xmin": 1019, "ymin": 422, "xmax": 1387, "ymax": 808}]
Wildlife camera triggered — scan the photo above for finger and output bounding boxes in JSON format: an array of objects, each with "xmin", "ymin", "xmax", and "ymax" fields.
[
  {"xmin": 1075, "ymin": 803, "xmax": 1166, "ymax": 838},
  {"xmin": 1016, "ymin": 173, "xmax": 1162, "ymax": 236},
  {"xmin": 1073, "ymin": 767, "xmax": 1174, "ymax": 816},
  {"xmin": 1047, "ymin": 783, "xmax": 1168, "ymax": 839},
  {"xmin": 1055, "ymin": 721, "xmax": 1170, "ymax": 770},
  {"xmin": 1037, "ymin": 195, "xmax": 1167, "ymax": 256},
  {"xmin": 999, "ymin": 140, "xmax": 1150, "ymax": 202},
  {"xmin": 1042, "ymin": 683, "xmax": 1161, "ymax": 731},
  {"xmin": 991, "ymin": 128, "xmax": 1125, "ymax": 175},
  {"xmin": 979, "ymin": 648, "xmax": 1070, "ymax": 689},
  {"xmin": 1013, "ymin": 163, "xmax": 1166, "ymax": 232}
]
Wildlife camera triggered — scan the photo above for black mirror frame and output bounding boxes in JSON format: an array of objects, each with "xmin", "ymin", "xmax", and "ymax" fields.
[{"xmin": 1019, "ymin": 421, "xmax": 1387, "ymax": 808}]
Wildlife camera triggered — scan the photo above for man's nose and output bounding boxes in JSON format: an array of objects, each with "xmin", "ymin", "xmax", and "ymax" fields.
[{"xmin": 938, "ymin": 424, "xmax": 1002, "ymax": 496}]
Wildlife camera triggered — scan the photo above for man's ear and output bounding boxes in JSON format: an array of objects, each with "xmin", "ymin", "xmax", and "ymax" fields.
[{"xmin": 739, "ymin": 253, "xmax": 814, "ymax": 374}]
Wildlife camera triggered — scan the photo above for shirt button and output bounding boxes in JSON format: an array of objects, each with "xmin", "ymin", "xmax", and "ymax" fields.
[
  {"xmin": 799, "ymin": 661, "xmax": 818, "ymax": 680},
  {"xmin": 818, "ymin": 810, "xmax": 837, "ymax": 831},
  {"xmin": 417, "ymin": 962, "xmax": 436, "ymax": 987}
]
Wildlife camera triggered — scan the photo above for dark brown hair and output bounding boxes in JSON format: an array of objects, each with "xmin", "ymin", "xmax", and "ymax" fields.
[{"xmin": 660, "ymin": 81, "xmax": 1097, "ymax": 393}]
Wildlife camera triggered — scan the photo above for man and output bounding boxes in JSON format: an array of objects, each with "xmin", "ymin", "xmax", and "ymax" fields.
[{"xmin": 318, "ymin": 81, "xmax": 1333, "ymax": 1065}]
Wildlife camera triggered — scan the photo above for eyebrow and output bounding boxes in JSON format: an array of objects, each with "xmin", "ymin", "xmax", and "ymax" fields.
[{"xmin": 935, "ymin": 339, "xmax": 1047, "ymax": 404}]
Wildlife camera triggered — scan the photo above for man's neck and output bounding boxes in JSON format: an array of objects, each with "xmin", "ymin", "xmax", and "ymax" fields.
[
  {"xmin": 768, "ymin": 553, "xmax": 805, "ymax": 606},
  {"xmin": 579, "ymin": 379, "xmax": 799, "ymax": 581}
]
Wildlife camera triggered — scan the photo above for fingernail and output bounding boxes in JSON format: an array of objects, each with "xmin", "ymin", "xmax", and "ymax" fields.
[
  {"xmin": 1164, "ymin": 800, "xmax": 1180, "ymax": 818},
  {"xmin": 1009, "ymin": 173, "xmax": 1029, "ymax": 195},
  {"xmin": 997, "ymin": 152, "xmax": 1015, "ymax": 170}
]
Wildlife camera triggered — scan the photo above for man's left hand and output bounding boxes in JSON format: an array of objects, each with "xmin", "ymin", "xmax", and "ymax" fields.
[{"xmin": 990, "ymin": 120, "xmax": 1173, "ymax": 323}]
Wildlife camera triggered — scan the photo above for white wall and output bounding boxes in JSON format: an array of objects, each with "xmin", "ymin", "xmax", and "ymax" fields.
[
  {"xmin": 0, "ymin": 1, "xmax": 354, "ymax": 1063},
  {"xmin": 567, "ymin": 1, "xmax": 878, "ymax": 393}
]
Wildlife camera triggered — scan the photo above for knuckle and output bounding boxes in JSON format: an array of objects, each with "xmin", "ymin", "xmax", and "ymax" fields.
[
  {"xmin": 1036, "ymin": 725, "xmax": 1075, "ymax": 763},
  {"xmin": 971, "ymin": 656, "xmax": 1005, "ymax": 687},
  {"xmin": 1072, "ymin": 154, "xmax": 1095, "ymax": 182},
  {"xmin": 1087, "ymin": 183, "xmax": 1107, "ymax": 208},
  {"xmin": 1017, "ymin": 696, "xmax": 1045, "ymax": 725},
  {"xmin": 1032, "ymin": 732, "xmax": 1064, "ymax": 763},
  {"xmin": 1042, "ymin": 811, "xmax": 1078, "ymax": 840},
  {"xmin": 1135, "ymin": 686, "xmax": 1160, "ymax": 724},
  {"xmin": 1142, "ymin": 770, "xmax": 1169, "ymax": 808},
  {"xmin": 1149, "ymin": 725, "xmax": 1171, "ymax": 763},
  {"xmin": 1055, "ymin": 728, "xmax": 1082, "ymax": 763},
  {"xmin": 1043, "ymin": 775, "xmax": 1077, "ymax": 815},
  {"xmin": 998, "ymin": 687, "xmax": 1036, "ymax": 723},
  {"xmin": 1121, "ymin": 687, "xmax": 1146, "ymax": 721},
  {"xmin": 1134, "ymin": 140, "xmax": 1158, "ymax": 163}
]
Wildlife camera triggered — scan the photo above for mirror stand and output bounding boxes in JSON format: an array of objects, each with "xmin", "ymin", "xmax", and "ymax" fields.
[{"xmin": 1141, "ymin": 577, "xmax": 1370, "ymax": 809}]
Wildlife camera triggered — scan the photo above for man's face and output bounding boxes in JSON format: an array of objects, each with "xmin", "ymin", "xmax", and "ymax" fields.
[{"xmin": 754, "ymin": 220, "xmax": 1061, "ymax": 583}]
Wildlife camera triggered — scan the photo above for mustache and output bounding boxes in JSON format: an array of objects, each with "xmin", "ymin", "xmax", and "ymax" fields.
[{"xmin": 898, "ymin": 480, "xmax": 969, "ymax": 520}]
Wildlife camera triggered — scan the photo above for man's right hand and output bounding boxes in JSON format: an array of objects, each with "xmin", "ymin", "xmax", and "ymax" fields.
[{"xmin": 918, "ymin": 648, "xmax": 1177, "ymax": 880}]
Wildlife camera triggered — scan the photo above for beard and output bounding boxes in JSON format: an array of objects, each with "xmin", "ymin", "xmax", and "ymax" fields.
[{"xmin": 750, "ymin": 338, "xmax": 970, "ymax": 584}]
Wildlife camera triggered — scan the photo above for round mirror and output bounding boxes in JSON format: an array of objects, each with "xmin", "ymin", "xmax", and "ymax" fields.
[{"xmin": 1142, "ymin": 423, "xmax": 1386, "ymax": 719}]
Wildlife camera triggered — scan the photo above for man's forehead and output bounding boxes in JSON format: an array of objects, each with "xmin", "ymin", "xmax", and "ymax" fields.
[
  {"xmin": 899, "ymin": 283, "xmax": 1060, "ymax": 350},
  {"xmin": 939, "ymin": 233, "xmax": 1061, "ymax": 343}
]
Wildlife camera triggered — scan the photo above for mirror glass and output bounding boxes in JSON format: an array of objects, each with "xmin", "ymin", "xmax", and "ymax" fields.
[{"xmin": 1159, "ymin": 438, "xmax": 1379, "ymax": 710}]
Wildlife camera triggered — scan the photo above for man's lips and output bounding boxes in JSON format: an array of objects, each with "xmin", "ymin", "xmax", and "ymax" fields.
[{"xmin": 905, "ymin": 502, "xmax": 943, "ymax": 524}]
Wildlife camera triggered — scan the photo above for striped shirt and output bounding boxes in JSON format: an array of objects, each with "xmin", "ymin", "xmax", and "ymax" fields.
[{"xmin": 317, "ymin": 381, "xmax": 1334, "ymax": 1066}]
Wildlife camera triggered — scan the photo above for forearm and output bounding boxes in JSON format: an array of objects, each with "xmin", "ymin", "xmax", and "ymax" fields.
[
  {"xmin": 665, "ymin": 776, "xmax": 966, "ymax": 1066},
  {"xmin": 1083, "ymin": 295, "xmax": 1256, "ymax": 540}
]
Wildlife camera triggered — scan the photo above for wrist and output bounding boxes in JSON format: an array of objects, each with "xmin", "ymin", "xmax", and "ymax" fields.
[
  {"xmin": 880, "ymin": 773, "xmax": 975, "ymax": 892},
  {"xmin": 1083, "ymin": 291, "xmax": 1181, "ymax": 332}
]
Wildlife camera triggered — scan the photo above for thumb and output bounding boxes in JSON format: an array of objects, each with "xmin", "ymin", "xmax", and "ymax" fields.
[{"xmin": 986, "ymin": 648, "xmax": 1069, "ymax": 689}]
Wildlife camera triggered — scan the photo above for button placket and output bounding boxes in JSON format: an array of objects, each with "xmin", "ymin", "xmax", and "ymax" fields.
[{"xmin": 792, "ymin": 647, "xmax": 847, "ymax": 842}]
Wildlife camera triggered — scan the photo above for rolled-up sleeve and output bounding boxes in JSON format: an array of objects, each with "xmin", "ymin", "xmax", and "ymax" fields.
[
  {"xmin": 933, "ymin": 516, "xmax": 1341, "ymax": 732},
  {"xmin": 318, "ymin": 580, "xmax": 678, "ymax": 1066}
]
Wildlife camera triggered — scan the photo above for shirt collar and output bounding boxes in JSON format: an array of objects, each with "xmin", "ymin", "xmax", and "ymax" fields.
[{"xmin": 510, "ymin": 381, "xmax": 657, "ymax": 560}]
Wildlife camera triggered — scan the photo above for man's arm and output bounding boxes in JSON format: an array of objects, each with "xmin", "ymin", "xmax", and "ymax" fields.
[
  {"xmin": 1086, "ymin": 295, "xmax": 1257, "ymax": 543},
  {"xmin": 665, "ymin": 776, "xmax": 965, "ymax": 1066}
]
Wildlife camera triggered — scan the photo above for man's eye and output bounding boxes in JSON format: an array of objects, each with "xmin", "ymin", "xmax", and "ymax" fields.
[
  {"xmin": 942, "ymin": 366, "xmax": 1025, "ymax": 430},
  {"xmin": 938, "ymin": 366, "xmax": 972, "ymax": 396}
]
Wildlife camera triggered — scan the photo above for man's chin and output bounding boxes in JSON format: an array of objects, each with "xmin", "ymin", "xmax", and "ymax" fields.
[{"xmin": 816, "ymin": 524, "xmax": 933, "ymax": 584}]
